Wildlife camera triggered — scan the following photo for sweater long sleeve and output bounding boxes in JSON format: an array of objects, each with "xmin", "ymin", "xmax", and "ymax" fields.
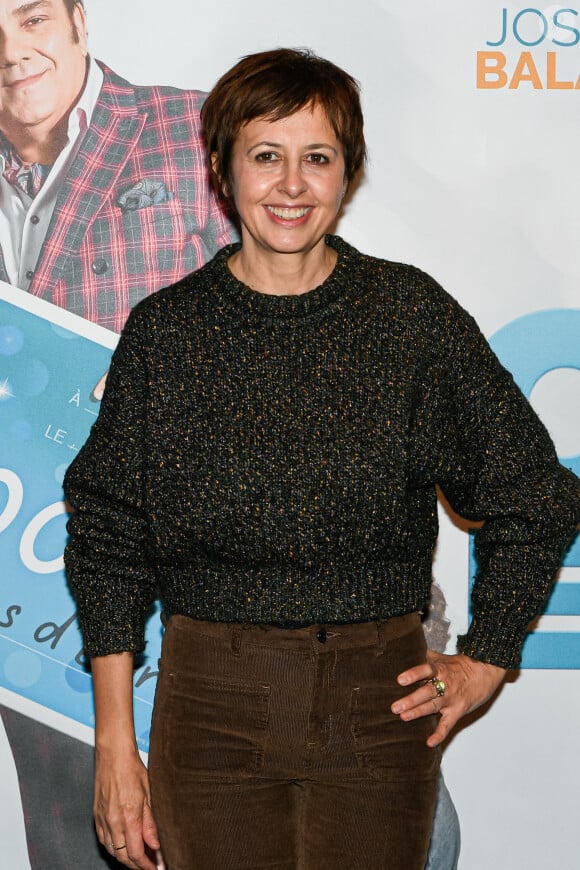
[{"xmin": 64, "ymin": 237, "xmax": 580, "ymax": 667}]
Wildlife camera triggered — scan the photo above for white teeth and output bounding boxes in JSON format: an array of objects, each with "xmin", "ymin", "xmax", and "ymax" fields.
[{"xmin": 267, "ymin": 206, "xmax": 310, "ymax": 219}]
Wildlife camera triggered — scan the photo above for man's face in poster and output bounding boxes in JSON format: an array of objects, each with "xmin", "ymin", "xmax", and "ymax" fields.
[{"xmin": 0, "ymin": 0, "xmax": 88, "ymax": 145}]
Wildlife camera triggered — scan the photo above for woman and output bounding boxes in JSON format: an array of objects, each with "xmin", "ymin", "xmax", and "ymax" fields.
[{"xmin": 64, "ymin": 49, "xmax": 580, "ymax": 869}]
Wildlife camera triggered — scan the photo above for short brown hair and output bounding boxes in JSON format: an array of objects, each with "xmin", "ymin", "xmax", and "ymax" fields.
[{"xmin": 202, "ymin": 48, "xmax": 366, "ymax": 194}]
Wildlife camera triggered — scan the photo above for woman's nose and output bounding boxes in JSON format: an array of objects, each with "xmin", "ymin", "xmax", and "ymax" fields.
[{"xmin": 277, "ymin": 162, "xmax": 307, "ymax": 198}]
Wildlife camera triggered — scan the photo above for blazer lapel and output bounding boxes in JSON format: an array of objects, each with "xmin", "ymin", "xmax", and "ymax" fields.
[
  {"xmin": 29, "ymin": 66, "xmax": 147, "ymax": 302},
  {"xmin": 0, "ymin": 246, "xmax": 9, "ymax": 284}
]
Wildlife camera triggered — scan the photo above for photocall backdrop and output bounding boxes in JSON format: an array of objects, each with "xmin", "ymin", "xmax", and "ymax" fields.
[{"xmin": 0, "ymin": 2, "xmax": 578, "ymax": 868}]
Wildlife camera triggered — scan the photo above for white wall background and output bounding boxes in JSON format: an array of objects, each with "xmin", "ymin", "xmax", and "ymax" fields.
[{"xmin": 3, "ymin": 2, "xmax": 579, "ymax": 867}]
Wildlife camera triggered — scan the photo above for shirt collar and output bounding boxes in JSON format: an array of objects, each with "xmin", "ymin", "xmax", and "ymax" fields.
[{"xmin": 68, "ymin": 54, "xmax": 104, "ymax": 143}]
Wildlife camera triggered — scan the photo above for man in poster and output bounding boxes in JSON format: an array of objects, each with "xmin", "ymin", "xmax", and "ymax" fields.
[
  {"xmin": 0, "ymin": 2, "xmax": 233, "ymax": 866},
  {"xmin": 0, "ymin": 0, "xmax": 233, "ymax": 333}
]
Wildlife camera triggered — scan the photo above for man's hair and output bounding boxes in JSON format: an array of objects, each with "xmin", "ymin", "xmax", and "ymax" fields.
[
  {"xmin": 64, "ymin": 0, "xmax": 84, "ymax": 13},
  {"xmin": 201, "ymin": 48, "xmax": 366, "ymax": 194},
  {"xmin": 61, "ymin": 0, "xmax": 84, "ymax": 43}
]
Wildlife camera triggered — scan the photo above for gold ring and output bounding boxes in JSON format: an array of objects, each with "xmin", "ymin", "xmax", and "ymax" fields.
[{"xmin": 428, "ymin": 676, "xmax": 446, "ymax": 697}]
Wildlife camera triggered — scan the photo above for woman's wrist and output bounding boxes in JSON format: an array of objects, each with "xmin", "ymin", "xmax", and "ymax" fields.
[{"xmin": 95, "ymin": 728, "xmax": 139, "ymax": 757}]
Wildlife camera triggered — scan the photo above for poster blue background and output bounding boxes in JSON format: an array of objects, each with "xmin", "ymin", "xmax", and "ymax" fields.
[{"xmin": 0, "ymin": 293, "xmax": 161, "ymax": 751}]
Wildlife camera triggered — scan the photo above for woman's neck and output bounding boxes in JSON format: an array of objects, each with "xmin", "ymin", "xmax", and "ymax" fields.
[{"xmin": 228, "ymin": 239, "xmax": 337, "ymax": 296}]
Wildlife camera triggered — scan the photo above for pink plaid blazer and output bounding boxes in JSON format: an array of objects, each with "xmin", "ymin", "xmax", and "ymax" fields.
[{"xmin": 0, "ymin": 63, "xmax": 236, "ymax": 333}]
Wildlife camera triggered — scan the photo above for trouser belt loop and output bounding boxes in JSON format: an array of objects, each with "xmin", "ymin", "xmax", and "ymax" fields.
[
  {"xmin": 230, "ymin": 625, "xmax": 242, "ymax": 656},
  {"xmin": 376, "ymin": 620, "xmax": 387, "ymax": 653}
]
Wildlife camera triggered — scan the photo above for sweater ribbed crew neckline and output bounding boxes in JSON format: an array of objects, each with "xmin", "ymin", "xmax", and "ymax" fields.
[{"xmin": 213, "ymin": 234, "xmax": 354, "ymax": 319}]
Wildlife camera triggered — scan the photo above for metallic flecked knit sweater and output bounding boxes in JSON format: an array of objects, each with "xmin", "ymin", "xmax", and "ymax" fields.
[{"xmin": 64, "ymin": 236, "xmax": 580, "ymax": 668}]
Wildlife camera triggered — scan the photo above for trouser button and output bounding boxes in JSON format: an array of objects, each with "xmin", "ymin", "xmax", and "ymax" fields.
[{"xmin": 316, "ymin": 627, "xmax": 327, "ymax": 643}]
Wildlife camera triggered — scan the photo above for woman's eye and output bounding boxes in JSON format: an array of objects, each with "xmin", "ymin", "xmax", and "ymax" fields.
[
  {"xmin": 306, "ymin": 153, "xmax": 329, "ymax": 164},
  {"xmin": 255, "ymin": 152, "xmax": 278, "ymax": 163}
]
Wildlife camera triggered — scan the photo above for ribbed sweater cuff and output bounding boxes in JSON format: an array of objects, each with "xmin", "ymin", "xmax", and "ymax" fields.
[{"xmin": 456, "ymin": 615, "xmax": 528, "ymax": 670}]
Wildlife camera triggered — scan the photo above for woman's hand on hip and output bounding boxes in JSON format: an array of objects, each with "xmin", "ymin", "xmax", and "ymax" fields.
[
  {"xmin": 94, "ymin": 747, "xmax": 162, "ymax": 869},
  {"xmin": 391, "ymin": 650, "xmax": 507, "ymax": 747}
]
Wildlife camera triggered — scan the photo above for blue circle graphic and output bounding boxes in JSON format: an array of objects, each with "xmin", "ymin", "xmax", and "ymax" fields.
[
  {"xmin": 10, "ymin": 419, "xmax": 33, "ymax": 441},
  {"xmin": 65, "ymin": 662, "xmax": 93, "ymax": 693},
  {"xmin": 490, "ymin": 308, "xmax": 580, "ymax": 476},
  {"xmin": 9, "ymin": 357, "xmax": 50, "ymax": 397},
  {"xmin": 0, "ymin": 325, "xmax": 24, "ymax": 356}
]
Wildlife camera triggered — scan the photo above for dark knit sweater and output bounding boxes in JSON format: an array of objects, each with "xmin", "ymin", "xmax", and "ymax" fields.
[{"xmin": 64, "ymin": 236, "xmax": 580, "ymax": 668}]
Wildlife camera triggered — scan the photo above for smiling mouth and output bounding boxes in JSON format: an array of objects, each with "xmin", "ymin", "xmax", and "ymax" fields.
[
  {"xmin": 266, "ymin": 206, "xmax": 312, "ymax": 220},
  {"xmin": 5, "ymin": 71, "xmax": 46, "ymax": 89}
]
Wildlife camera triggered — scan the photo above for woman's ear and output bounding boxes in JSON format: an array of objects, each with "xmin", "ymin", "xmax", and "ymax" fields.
[{"xmin": 210, "ymin": 153, "xmax": 229, "ymax": 199}]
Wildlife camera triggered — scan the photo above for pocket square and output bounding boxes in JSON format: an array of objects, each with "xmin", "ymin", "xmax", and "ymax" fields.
[{"xmin": 117, "ymin": 179, "xmax": 174, "ymax": 211}]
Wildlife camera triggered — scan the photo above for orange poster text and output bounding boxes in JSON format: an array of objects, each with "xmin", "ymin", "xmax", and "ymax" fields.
[{"xmin": 477, "ymin": 51, "xmax": 580, "ymax": 89}]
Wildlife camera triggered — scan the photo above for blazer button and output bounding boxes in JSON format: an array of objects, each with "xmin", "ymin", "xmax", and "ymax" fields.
[
  {"xmin": 91, "ymin": 258, "xmax": 109, "ymax": 275},
  {"xmin": 316, "ymin": 627, "xmax": 327, "ymax": 644}
]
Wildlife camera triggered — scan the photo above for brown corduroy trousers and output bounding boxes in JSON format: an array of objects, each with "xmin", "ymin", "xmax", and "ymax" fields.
[{"xmin": 148, "ymin": 613, "xmax": 440, "ymax": 869}]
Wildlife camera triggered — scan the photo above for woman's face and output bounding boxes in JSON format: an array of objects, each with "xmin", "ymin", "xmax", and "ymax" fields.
[{"xmin": 226, "ymin": 102, "xmax": 347, "ymax": 261}]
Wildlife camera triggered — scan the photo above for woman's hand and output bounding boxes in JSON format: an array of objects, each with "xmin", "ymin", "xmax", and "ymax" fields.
[
  {"xmin": 94, "ymin": 747, "xmax": 161, "ymax": 869},
  {"xmin": 92, "ymin": 371, "xmax": 108, "ymax": 401},
  {"xmin": 391, "ymin": 650, "xmax": 507, "ymax": 747},
  {"xmin": 90, "ymin": 653, "xmax": 163, "ymax": 868}
]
